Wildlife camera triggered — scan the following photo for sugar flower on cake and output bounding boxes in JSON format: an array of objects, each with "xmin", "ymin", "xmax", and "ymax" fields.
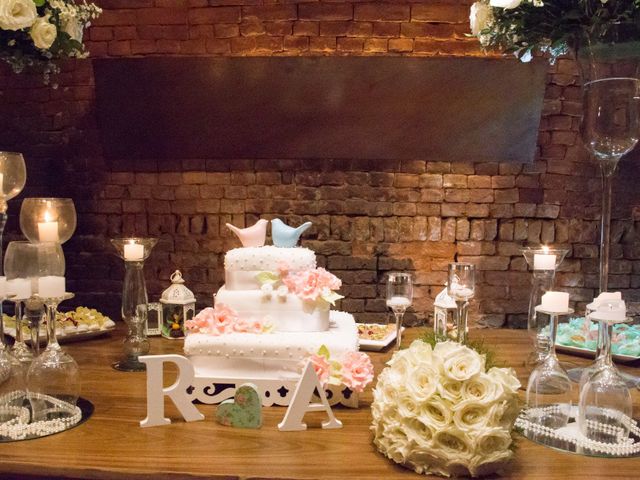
[
  {"xmin": 185, "ymin": 304, "xmax": 272, "ymax": 336},
  {"xmin": 371, "ymin": 340, "xmax": 520, "ymax": 477},
  {"xmin": 256, "ymin": 267, "xmax": 344, "ymax": 308},
  {"xmin": 308, "ymin": 345, "xmax": 374, "ymax": 393}
]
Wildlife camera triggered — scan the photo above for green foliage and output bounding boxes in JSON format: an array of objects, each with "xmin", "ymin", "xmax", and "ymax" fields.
[{"xmin": 420, "ymin": 330, "xmax": 502, "ymax": 370}]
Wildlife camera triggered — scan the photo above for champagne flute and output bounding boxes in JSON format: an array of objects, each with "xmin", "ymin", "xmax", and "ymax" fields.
[{"xmin": 386, "ymin": 272, "xmax": 413, "ymax": 350}]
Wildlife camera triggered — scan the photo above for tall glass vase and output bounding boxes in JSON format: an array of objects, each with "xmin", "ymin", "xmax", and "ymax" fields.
[
  {"xmin": 111, "ymin": 238, "xmax": 157, "ymax": 372},
  {"xmin": 574, "ymin": 24, "xmax": 640, "ymax": 387}
]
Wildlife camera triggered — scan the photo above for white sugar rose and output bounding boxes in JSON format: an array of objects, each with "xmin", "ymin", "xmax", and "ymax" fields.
[
  {"xmin": 260, "ymin": 282, "xmax": 273, "ymax": 298},
  {"xmin": 30, "ymin": 15, "xmax": 57, "ymax": 50},
  {"xmin": 0, "ymin": 0, "xmax": 37, "ymax": 31},
  {"xmin": 489, "ymin": 0, "xmax": 523, "ymax": 9},
  {"xmin": 469, "ymin": 1, "xmax": 493, "ymax": 36},
  {"xmin": 439, "ymin": 342, "xmax": 485, "ymax": 382}
]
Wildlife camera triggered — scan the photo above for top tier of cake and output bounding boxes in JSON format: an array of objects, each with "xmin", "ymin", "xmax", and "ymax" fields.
[{"xmin": 224, "ymin": 246, "xmax": 316, "ymax": 291}]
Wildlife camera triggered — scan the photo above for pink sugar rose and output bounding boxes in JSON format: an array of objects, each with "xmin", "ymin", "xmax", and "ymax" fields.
[
  {"xmin": 310, "ymin": 353, "xmax": 331, "ymax": 386},
  {"xmin": 186, "ymin": 307, "xmax": 216, "ymax": 333},
  {"xmin": 341, "ymin": 351, "xmax": 374, "ymax": 393},
  {"xmin": 282, "ymin": 268, "xmax": 342, "ymax": 302}
]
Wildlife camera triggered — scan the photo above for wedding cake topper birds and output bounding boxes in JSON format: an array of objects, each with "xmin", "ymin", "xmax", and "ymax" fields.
[
  {"xmin": 226, "ymin": 219, "xmax": 268, "ymax": 247},
  {"xmin": 271, "ymin": 218, "xmax": 312, "ymax": 248}
]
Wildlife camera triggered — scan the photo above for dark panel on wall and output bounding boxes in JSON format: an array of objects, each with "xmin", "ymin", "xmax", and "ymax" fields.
[{"xmin": 93, "ymin": 56, "xmax": 547, "ymax": 163}]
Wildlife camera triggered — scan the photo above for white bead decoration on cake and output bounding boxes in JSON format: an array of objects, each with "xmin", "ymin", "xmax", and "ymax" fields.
[{"xmin": 225, "ymin": 246, "xmax": 316, "ymax": 272}]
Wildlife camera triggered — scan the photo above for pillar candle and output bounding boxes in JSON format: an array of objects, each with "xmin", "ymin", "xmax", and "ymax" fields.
[
  {"xmin": 7, "ymin": 278, "xmax": 32, "ymax": 300},
  {"xmin": 533, "ymin": 252, "xmax": 556, "ymax": 270},
  {"xmin": 38, "ymin": 211, "xmax": 59, "ymax": 242},
  {"xmin": 540, "ymin": 291, "xmax": 569, "ymax": 313},
  {"xmin": 124, "ymin": 242, "xmax": 144, "ymax": 261},
  {"xmin": 38, "ymin": 276, "xmax": 65, "ymax": 299}
]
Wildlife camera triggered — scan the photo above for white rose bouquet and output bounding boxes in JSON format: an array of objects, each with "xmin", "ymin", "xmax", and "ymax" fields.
[
  {"xmin": 469, "ymin": 0, "xmax": 640, "ymax": 63},
  {"xmin": 371, "ymin": 339, "xmax": 521, "ymax": 477},
  {"xmin": 0, "ymin": 0, "xmax": 101, "ymax": 82}
]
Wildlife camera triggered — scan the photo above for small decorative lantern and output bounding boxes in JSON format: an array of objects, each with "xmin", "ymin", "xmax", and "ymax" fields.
[
  {"xmin": 433, "ymin": 287, "xmax": 457, "ymax": 339},
  {"xmin": 150, "ymin": 271, "xmax": 196, "ymax": 340}
]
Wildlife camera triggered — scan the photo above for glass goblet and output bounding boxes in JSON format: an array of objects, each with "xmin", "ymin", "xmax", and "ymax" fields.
[
  {"xmin": 447, "ymin": 263, "xmax": 475, "ymax": 344},
  {"xmin": 0, "ymin": 151, "xmax": 27, "ymax": 273},
  {"xmin": 386, "ymin": 272, "xmax": 413, "ymax": 350},
  {"xmin": 19, "ymin": 198, "xmax": 77, "ymax": 244}
]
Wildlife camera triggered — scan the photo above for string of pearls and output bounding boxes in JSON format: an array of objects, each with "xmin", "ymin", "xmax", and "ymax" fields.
[
  {"xmin": 0, "ymin": 391, "xmax": 82, "ymax": 441},
  {"xmin": 516, "ymin": 405, "xmax": 640, "ymax": 457}
]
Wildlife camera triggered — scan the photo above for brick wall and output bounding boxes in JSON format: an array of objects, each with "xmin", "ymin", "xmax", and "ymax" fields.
[{"xmin": 1, "ymin": 0, "xmax": 640, "ymax": 327}]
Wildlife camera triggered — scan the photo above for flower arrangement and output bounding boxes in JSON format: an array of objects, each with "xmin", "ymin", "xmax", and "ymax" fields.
[
  {"xmin": 185, "ymin": 304, "xmax": 273, "ymax": 336},
  {"xmin": 371, "ymin": 340, "xmax": 521, "ymax": 477},
  {"xmin": 469, "ymin": 0, "xmax": 640, "ymax": 63},
  {"xmin": 0, "ymin": 0, "xmax": 102, "ymax": 81},
  {"xmin": 309, "ymin": 345, "xmax": 374, "ymax": 393},
  {"xmin": 257, "ymin": 266, "xmax": 344, "ymax": 309}
]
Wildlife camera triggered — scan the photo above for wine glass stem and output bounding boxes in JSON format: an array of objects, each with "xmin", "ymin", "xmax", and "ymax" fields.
[
  {"xmin": 394, "ymin": 311, "xmax": 404, "ymax": 350},
  {"xmin": 0, "ymin": 210, "xmax": 6, "ymax": 277},
  {"xmin": 529, "ymin": 271, "xmax": 554, "ymax": 359},
  {"xmin": 14, "ymin": 301, "xmax": 23, "ymax": 345},
  {"xmin": 0, "ymin": 299, "xmax": 5, "ymax": 348},
  {"xmin": 455, "ymin": 300, "xmax": 469, "ymax": 343},
  {"xmin": 46, "ymin": 302, "xmax": 60, "ymax": 350},
  {"xmin": 599, "ymin": 166, "xmax": 615, "ymax": 294},
  {"xmin": 601, "ymin": 322, "xmax": 614, "ymax": 367}
]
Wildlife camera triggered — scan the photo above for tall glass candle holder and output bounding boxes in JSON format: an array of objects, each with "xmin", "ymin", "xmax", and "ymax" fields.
[
  {"xmin": 521, "ymin": 247, "xmax": 569, "ymax": 365},
  {"xmin": 386, "ymin": 272, "xmax": 413, "ymax": 350},
  {"xmin": 111, "ymin": 238, "xmax": 157, "ymax": 372},
  {"xmin": 447, "ymin": 263, "xmax": 475, "ymax": 344},
  {"xmin": 0, "ymin": 152, "xmax": 26, "ymax": 273}
]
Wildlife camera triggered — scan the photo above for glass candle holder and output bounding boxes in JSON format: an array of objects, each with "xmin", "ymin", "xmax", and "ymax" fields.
[
  {"xmin": 19, "ymin": 198, "xmax": 77, "ymax": 244},
  {"xmin": 386, "ymin": 272, "xmax": 413, "ymax": 350},
  {"xmin": 447, "ymin": 263, "xmax": 475, "ymax": 344},
  {"xmin": 0, "ymin": 152, "xmax": 26, "ymax": 274},
  {"xmin": 111, "ymin": 238, "xmax": 158, "ymax": 372},
  {"xmin": 521, "ymin": 247, "xmax": 569, "ymax": 365}
]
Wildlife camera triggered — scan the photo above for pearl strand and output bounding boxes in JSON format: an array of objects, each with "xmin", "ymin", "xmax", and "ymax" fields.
[
  {"xmin": 516, "ymin": 405, "xmax": 640, "ymax": 457},
  {"xmin": 0, "ymin": 391, "xmax": 82, "ymax": 441}
]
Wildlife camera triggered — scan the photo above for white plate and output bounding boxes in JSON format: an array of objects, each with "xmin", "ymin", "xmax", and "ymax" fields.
[
  {"xmin": 556, "ymin": 344, "xmax": 639, "ymax": 364},
  {"xmin": 359, "ymin": 325, "xmax": 405, "ymax": 352},
  {"xmin": 3, "ymin": 325, "xmax": 116, "ymax": 345}
]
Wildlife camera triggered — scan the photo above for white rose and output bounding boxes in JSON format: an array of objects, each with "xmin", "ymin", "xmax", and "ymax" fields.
[
  {"xmin": 470, "ymin": 427, "xmax": 514, "ymax": 475},
  {"xmin": 62, "ymin": 17, "xmax": 83, "ymax": 43},
  {"xmin": 489, "ymin": 0, "xmax": 522, "ymax": 9},
  {"xmin": 396, "ymin": 392, "xmax": 421, "ymax": 419},
  {"xmin": 469, "ymin": 2, "xmax": 493, "ymax": 36},
  {"xmin": 431, "ymin": 427, "xmax": 474, "ymax": 463},
  {"xmin": 405, "ymin": 364, "xmax": 439, "ymax": 402},
  {"xmin": 437, "ymin": 378, "xmax": 464, "ymax": 402},
  {"xmin": 433, "ymin": 340, "xmax": 468, "ymax": 362},
  {"xmin": 441, "ymin": 345, "xmax": 485, "ymax": 382},
  {"xmin": 418, "ymin": 395, "xmax": 453, "ymax": 429},
  {"xmin": 461, "ymin": 372, "xmax": 503, "ymax": 404},
  {"xmin": 469, "ymin": 450, "xmax": 513, "ymax": 477},
  {"xmin": 452, "ymin": 400, "xmax": 490, "ymax": 432},
  {"xmin": 487, "ymin": 366, "xmax": 521, "ymax": 394},
  {"xmin": 0, "ymin": 0, "xmax": 37, "ymax": 31},
  {"xmin": 488, "ymin": 397, "xmax": 521, "ymax": 428},
  {"xmin": 402, "ymin": 416, "xmax": 436, "ymax": 447},
  {"xmin": 405, "ymin": 339, "xmax": 434, "ymax": 364},
  {"xmin": 30, "ymin": 15, "xmax": 57, "ymax": 50}
]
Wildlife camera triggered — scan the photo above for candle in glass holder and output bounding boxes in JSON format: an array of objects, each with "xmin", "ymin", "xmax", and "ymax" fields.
[
  {"xmin": 533, "ymin": 251, "xmax": 556, "ymax": 270},
  {"xmin": 539, "ymin": 291, "xmax": 569, "ymax": 313},
  {"xmin": 8, "ymin": 278, "xmax": 31, "ymax": 300},
  {"xmin": 37, "ymin": 210, "xmax": 59, "ymax": 242},
  {"xmin": 38, "ymin": 276, "xmax": 65, "ymax": 299},
  {"xmin": 386, "ymin": 296, "xmax": 411, "ymax": 310},
  {"xmin": 124, "ymin": 241, "xmax": 144, "ymax": 261}
]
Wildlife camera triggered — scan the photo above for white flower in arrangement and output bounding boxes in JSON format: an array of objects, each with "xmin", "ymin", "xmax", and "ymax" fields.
[
  {"xmin": 61, "ymin": 17, "xmax": 83, "ymax": 43},
  {"xmin": 30, "ymin": 15, "xmax": 57, "ymax": 50},
  {"xmin": 0, "ymin": 0, "xmax": 37, "ymax": 31},
  {"xmin": 276, "ymin": 285, "xmax": 288, "ymax": 298},
  {"xmin": 469, "ymin": 1, "xmax": 493, "ymax": 37},
  {"xmin": 371, "ymin": 340, "xmax": 521, "ymax": 477}
]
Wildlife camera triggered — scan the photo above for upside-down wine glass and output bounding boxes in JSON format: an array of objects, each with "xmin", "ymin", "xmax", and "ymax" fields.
[
  {"xmin": 526, "ymin": 295, "xmax": 573, "ymax": 429},
  {"xmin": 111, "ymin": 238, "xmax": 158, "ymax": 371},
  {"xmin": 26, "ymin": 243, "xmax": 80, "ymax": 418},
  {"xmin": 386, "ymin": 272, "xmax": 413, "ymax": 350},
  {"xmin": 0, "ymin": 152, "xmax": 27, "ymax": 273},
  {"xmin": 521, "ymin": 247, "xmax": 569, "ymax": 366},
  {"xmin": 0, "ymin": 275, "xmax": 24, "ymax": 426},
  {"xmin": 578, "ymin": 300, "xmax": 633, "ymax": 444},
  {"xmin": 447, "ymin": 263, "xmax": 475, "ymax": 344}
]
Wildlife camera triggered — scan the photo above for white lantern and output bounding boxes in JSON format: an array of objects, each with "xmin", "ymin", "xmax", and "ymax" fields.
[{"xmin": 148, "ymin": 271, "xmax": 196, "ymax": 339}]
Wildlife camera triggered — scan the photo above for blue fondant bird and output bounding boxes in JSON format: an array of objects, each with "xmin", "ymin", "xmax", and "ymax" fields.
[{"xmin": 271, "ymin": 218, "xmax": 312, "ymax": 248}]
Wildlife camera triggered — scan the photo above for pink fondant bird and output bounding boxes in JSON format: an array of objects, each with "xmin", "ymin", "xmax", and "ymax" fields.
[{"xmin": 226, "ymin": 219, "xmax": 268, "ymax": 247}]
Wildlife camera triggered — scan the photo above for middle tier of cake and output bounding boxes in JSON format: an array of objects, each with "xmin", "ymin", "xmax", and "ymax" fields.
[{"xmin": 215, "ymin": 285, "xmax": 330, "ymax": 332}]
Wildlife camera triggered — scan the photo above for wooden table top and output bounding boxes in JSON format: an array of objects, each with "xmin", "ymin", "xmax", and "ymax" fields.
[{"xmin": 0, "ymin": 325, "xmax": 638, "ymax": 480}]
